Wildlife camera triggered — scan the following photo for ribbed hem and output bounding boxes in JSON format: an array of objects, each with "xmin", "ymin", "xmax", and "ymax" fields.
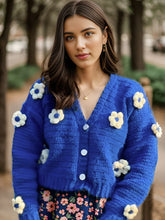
[{"xmin": 39, "ymin": 174, "xmax": 115, "ymax": 198}]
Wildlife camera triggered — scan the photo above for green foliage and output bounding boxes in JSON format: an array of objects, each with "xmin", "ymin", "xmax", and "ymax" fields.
[
  {"xmin": 8, "ymin": 65, "xmax": 40, "ymax": 89},
  {"xmin": 122, "ymin": 56, "xmax": 165, "ymax": 106}
]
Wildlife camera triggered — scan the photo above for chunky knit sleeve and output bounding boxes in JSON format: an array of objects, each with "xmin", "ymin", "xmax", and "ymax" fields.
[
  {"xmin": 100, "ymin": 83, "xmax": 159, "ymax": 220},
  {"xmin": 12, "ymin": 80, "xmax": 45, "ymax": 220}
]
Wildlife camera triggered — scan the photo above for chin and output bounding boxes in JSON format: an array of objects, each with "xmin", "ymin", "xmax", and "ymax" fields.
[{"xmin": 76, "ymin": 61, "xmax": 97, "ymax": 69}]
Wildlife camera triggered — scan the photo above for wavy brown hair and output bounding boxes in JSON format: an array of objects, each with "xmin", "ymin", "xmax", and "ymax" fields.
[{"xmin": 41, "ymin": 0, "xmax": 118, "ymax": 109}]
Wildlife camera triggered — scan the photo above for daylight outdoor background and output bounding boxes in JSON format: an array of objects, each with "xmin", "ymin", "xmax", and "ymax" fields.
[{"xmin": 0, "ymin": 0, "xmax": 165, "ymax": 219}]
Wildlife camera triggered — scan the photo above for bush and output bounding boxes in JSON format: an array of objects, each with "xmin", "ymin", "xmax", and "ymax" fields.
[
  {"xmin": 122, "ymin": 56, "xmax": 165, "ymax": 105},
  {"xmin": 8, "ymin": 65, "xmax": 40, "ymax": 89}
]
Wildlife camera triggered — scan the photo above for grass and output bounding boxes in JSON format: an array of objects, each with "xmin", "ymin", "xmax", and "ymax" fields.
[
  {"xmin": 8, "ymin": 65, "xmax": 40, "ymax": 89},
  {"xmin": 122, "ymin": 56, "xmax": 165, "ymax": 106}
]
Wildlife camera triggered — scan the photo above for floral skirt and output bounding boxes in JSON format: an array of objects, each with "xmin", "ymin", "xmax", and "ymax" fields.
[{"xmin": 38, "ymin": 186, "xmax": 107, "ymax": 220}]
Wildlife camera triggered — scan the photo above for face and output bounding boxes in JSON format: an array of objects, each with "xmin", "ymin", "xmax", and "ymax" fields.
[{"xmin": 64, "ymin": 15, "xmax": 107, "ymax": 70}]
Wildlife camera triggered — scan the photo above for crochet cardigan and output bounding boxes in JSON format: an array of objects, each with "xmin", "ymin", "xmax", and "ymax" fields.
[{"xmin": 12, "ymin": 74, "xmax": 159, "ymax": 220}]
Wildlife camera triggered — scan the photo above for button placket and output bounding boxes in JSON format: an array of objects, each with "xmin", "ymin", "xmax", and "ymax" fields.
[{"xmin": 77, "ymin": 123, "xmax": 90, "ymax": 181}]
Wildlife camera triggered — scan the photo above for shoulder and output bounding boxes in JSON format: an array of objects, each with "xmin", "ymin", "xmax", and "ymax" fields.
[
  {"xmin": 109, "ymin": 74, "xmax": 150, "ymax": 115},
  {"xmin": 115, "ymin": 74, "xmax": 143, "ymax": 90},
  {"xmin": 29, "ymin": 79, "xmax": 54, "ymax": 101},
  {"xmin": 22, "ymin": 79, "xmax": 54, "ymax": 110},
  {"xmin": 111, "ymin": 74, "xmax": 145, "ymax": 98}
]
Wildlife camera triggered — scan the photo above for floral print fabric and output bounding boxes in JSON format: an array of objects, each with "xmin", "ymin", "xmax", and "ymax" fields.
[{"xmin": 38, "ymin": 187, "xmax": 107, "ymax": 220}]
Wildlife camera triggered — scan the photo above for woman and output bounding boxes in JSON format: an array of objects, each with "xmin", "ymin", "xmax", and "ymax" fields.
[{"xmin": 12, "ymin": 0, "xmax": 161, "ymax": 219}]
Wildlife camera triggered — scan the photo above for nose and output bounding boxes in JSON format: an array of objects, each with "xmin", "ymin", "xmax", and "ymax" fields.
[{"xmin": 76, "ymin": 37, "xmax": 86, "ymax": 50}]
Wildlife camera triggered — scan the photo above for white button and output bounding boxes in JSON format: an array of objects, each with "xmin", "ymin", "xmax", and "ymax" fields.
[
  {"xmin": 83, "ymin": 124, "xmax": 89, "ymax": 131},
  {"xmin": 79, "ymin": 173, "xmax": 86, "ymax": 181},
  {"xmin": 81, "ymin": 149, "xmax": 88, "ymax": 156}
]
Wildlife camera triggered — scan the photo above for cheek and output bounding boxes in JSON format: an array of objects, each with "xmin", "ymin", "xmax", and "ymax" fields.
[{"xmin": 89, "ymin": 37, "xmax": 103, "ymax": 53}]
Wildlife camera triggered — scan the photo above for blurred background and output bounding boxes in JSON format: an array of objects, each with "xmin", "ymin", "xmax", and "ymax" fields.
[{"xmin": 0, "ymin": 0, "xmax": 164, "ymax": 219}]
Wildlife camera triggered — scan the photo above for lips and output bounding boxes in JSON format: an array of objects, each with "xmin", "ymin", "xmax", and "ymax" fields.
[{"xmin": 76, "ymin": 53, "xmax": 90, "ymax": 60}]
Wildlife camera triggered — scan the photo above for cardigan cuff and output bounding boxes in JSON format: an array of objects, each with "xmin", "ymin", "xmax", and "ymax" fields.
[
  {"xmin": 99, "ymin": 214, "xmax": 125, "ymax": 220},
  {"xmin": 18, "ymin": 205, "xmax": 40, "ymax": 220},
  {"xmin": 99, "ymin": 200, "xmax": 126, "ymax": 220},
  {"xmin": 19, "ymin": 211, "xmax": 40, "ymax": 220}
]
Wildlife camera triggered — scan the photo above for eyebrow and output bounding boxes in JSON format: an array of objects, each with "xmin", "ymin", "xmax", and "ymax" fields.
[{"xmin": 64, "ymin": 27, "xmax": 96, "ymax": 35}]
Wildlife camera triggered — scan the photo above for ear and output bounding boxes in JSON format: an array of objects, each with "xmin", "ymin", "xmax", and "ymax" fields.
[{"xmin": 102, "ymin": 26, "xmax": 108, "ymax": 44}]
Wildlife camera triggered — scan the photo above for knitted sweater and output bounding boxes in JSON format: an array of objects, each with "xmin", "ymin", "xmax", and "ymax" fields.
[{"xmin": 12, "ymin": 74, "xmax": 159, "ymax": 220}]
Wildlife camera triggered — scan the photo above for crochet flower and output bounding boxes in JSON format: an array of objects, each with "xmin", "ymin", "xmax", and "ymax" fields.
[
  {"xmin": 30, "ymin": 82, "xmax": 45, "ymax": 99},
  {"xmin": 12, "ymin": 196, "xmax": 25, "ymax": 214},
  {"xmin": 123, "ymin": 204, "xmax": 138, "ymax": 219},
  {"xmin": 12, "ymin": 111, "xmax": 27, "ymax": 127},
  {"xmin": 113, "ymin": 159, "xmax": 131, "ymax": 177},
  {"xmin": 151, "ymin": 122, "xmax": 162, "ymax": 138},
  {"xmin": 48, "ymin": 109, "xmax": 64, "ymax": 124},
  {"xmin": 133, "ymin": 92, "xmax": 146, "ymax": 109},
  {"xmin": 108, "ymin": 111, "xmax": 124, "ymax": 129},
  {"xmin": 39, "ymin": 149, "xmax": 49, "ymax": 164}
]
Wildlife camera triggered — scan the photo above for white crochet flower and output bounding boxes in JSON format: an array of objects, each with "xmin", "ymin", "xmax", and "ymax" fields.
[
  {"xmin": 12, "ymin": 111, "xmax": 27, "ymax": 127},
  {"xmin": 113, "ymin": 159, "xmax": 131, "ymax": 177},
  {"xmin": 39, "ymin": 149, "xmax": 49, "ymax": 164},
  {"xmin": 48, "ymin": 109, "xmax": 64, "ymax": 124},
  {"xmin": 113, "ymin": 161, "xmax": 124, "ymax": 177},
  {"xmin": 12, "ymin": 196, "xmax": 25, "ymax": 214},
  {"xmin": 108, "ymin": 111, "xmax": 124, "ymax": 129},
  {"xmin": 123, "ymin": 204, "xmax": 138, "ymax": 219},
  {"xmin": 133, "ymin": 92, "xmax": 146, "ymax": 109},
  {"xmin": 151, "ymin": 122, "xmax": 162, "ymax": 138},
  {"xmin": 30, "ymin": 82, "xmax": 45, "ymax": 99}
]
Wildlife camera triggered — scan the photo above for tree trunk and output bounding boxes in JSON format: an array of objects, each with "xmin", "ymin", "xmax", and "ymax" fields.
[
  {"xmin": 0, "ymin": 42, "xmax": 7, "ymax": 173},
  {"xmin": 116, "ymin": 9, "xmax": 124, "ymax": 58},
  {"xmin": 26, "ymin": 0, "xmax": 37, "ymax": 66},
  {"xmin": 27, "ymin": 24, "xmax": 38, "ymax": 65},
  {"xmin": 130, "ymin": 0, "xmax": 145, "ymax": 70},
  {"xmin": 43, "ymin": 12, "xmax": 50, "ymax": 58},
  {"xmin": 25, "ymin": 0, "xmax": 46, "ymax": 66},
  {"xmin": 0, "ymin": 0, "xmax": 14, "ymax": 173}
]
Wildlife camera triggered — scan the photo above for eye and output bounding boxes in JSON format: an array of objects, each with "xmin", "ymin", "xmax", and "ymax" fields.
[
  {"xmin": 85, "ymin": 31, "xmax": 94, "ymax": 37},
  {"xmin": 65, "ymin": 35, "xmax": 74, "ymax": 41}
]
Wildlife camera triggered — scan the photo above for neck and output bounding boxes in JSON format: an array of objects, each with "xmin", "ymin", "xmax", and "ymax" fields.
[{"xmin": 76, "ymin": 65, "xmax": 108, "ymax": 88}]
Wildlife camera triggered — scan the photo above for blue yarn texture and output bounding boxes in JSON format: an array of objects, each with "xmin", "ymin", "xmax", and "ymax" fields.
[{"xmin": 12, "ymin": 74, "xmax": 158, "ymax": 219}]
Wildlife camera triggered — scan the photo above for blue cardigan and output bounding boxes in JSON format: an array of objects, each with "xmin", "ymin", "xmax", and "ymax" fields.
[{"xmin": 12, "ymin": 74, "xmax": 158, "ymax": 220}]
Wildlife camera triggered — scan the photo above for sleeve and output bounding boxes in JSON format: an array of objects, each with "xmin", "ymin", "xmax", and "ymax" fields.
[
  {"xmin": 12, "ymin": 80, "xmax": 45, "ymax": 220},
  {"xmin": 100, "ymin": 83, "xmax": 160, "ymax": 220}
]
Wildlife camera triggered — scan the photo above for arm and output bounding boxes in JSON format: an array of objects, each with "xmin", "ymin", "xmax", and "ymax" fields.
[
  {"xmin": 12, "ymin": 81, "xmax": 45, "ymax": 220},
  {"xmin": 100, "ymin": 84, "xmax": 159, "ymax": 220}
]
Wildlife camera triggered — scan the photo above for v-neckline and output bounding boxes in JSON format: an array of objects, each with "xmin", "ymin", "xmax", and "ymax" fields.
[{"xmin": 71, "ymin": 74, "xmax": 117, "ymax": 127}]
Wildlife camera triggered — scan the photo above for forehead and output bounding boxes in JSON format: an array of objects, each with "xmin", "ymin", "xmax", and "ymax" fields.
[{"xmin": 64, "ymin": 15, "xmax": 99, "ymax": 32}]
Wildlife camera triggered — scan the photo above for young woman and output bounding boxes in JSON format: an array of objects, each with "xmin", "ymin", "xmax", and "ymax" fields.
[{"xmin": 12, "ymin": 0, "xmax": 161, "ymax": 219}]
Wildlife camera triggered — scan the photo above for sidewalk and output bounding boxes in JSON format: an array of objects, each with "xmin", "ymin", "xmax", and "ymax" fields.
[{"xmin": 0, "ymin": 76, "xmax": 165, "ymax": 219}]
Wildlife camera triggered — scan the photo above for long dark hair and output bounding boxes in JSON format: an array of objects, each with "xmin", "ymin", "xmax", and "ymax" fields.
[{"xmin": 41, "ymin": 0, "xmax": 118, "ymax": 109}]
